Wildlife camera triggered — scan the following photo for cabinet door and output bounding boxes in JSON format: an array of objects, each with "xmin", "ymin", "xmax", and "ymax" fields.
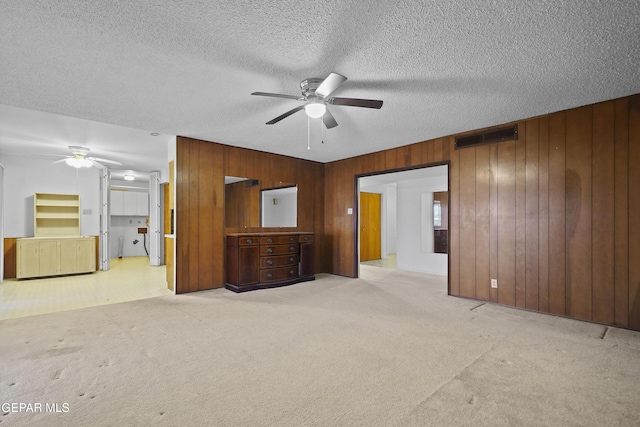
[
  {"xmin": 123, "ymin": 191, "xmax": 138, "ymax": 215},
  {"xmin": 39, "ymin": 240, "xmax": 59, "ymax": 276},
  {"xmin": 17, "ymin": 240, "xmax": 40, "ymax": 278},
  {"xmin": 300, "ymin": 242, "xmax": 315, "ymax": 278},
  {"xmin": 136, "ymin": 192, "xmax": 149, "ymax": 216},
  {"xmin": 238, "ymin": 246, "xmax": 259, "ymax": 285},
  {"xmin": 76, "ymin": 239, "xmax": 96, "ymax": 273},
  {"xmin": 111, "ymin": 190, "xmax": 124, "ymax": 216},
  {"xmin": 59, "ymin": 239, "xmax": 78, "ymax": 274}
]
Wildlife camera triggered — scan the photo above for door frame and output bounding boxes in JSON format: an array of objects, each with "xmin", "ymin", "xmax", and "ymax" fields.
[{"xmin": 354, "ymin": 160, "xmax": 451, "ymax": 286}]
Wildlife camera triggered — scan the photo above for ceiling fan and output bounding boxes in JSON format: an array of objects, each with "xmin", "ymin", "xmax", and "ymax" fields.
[
  {"xmin": 49, "ymin": 146, "xmax": 123, "ymax": 168},
  {"xmin": 251, "ymin": 72, "xmax": 383, "ymax": 129}
]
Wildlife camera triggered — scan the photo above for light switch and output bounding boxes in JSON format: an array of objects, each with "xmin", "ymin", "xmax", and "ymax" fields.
[{"xmin": 347, "ymin": 208, "xmax": 353, "ymax": 215}]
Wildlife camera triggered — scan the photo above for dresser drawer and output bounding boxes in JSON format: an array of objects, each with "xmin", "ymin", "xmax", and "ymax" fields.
[
  {"xmin": 260, "ymin": 235, "xmax": 298, "ymax": 245},
  {"xmin": 261, "ymin": 266, "xmax": 299, "ymax": 283},
  {"xmin": 260, "ymin": 254, "xmax": 299, "ymax": 268},
  {"xmin": 299, "ymin": 234, "xmax": 314, "ymax": 243},
  {"xmin": 260, "ymin": 244, "xmax": 298, "ymax": 256},
  {"xmin": 238, "ymin": 236, "xmax": 259, "ymax": 245}
]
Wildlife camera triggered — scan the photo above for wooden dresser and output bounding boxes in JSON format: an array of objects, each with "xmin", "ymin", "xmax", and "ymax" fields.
[{"xmin": 226, "ymin": 232, "xmax": 315, "ymax": 292}]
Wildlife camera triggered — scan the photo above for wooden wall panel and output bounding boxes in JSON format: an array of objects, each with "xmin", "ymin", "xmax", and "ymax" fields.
[
  {"xmin": 591, "ymin": 101, "xmax": 615, "ymax": 324},
  {"xmin": 565, "ymin": 106, "xmax": 593, "ymax": 321},
  {"xmin": 548, "ymin": 112, "xmax": 567, "ymax": 316},
  {"xmin": 3, "ymin": 237, "xmax": 17, "ymax": 279},
  {"xmin": 197, "ymin": 142, "xmax": 214, "ymax": 290},
  {"xmin": 538, "ymin": 116, "xmax": 550, "ymax": 313},
  {"xmin": 497, "ymin": 140, "xmax": 516, "ymax": 307},
  {"xmin": 489, "ymin": 144, "xmax": 499, "ymax": 304},
  {"xmin": 614, "ymin": 98, "xmax": 629, "ymax": 327},
  {"xmin": 475, "ymin": 144, "xmax": 491, "ymax": 302},
  {"xmin": 515, "ymin": 123, "xmax": 527, "ymax": 308},
  {"xmin": 525, "ymin": 119, "xmax": 540, "ymax": 311},
  {"xmin": 628, "ymin": 95, "xmax": 640, "ymax": 330},
  {"xmin": 448, "ymin": 141, "xmax": 460, "ymax": 296},
  {"xmin": 458, "ymin": 145, "xmax": 476, "ymax": 298}
]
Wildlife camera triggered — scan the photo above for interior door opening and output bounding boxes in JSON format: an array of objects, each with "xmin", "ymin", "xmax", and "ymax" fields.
[{"xmin": 357, "ymin": 164, "xmax": 449, "ymax": 279}]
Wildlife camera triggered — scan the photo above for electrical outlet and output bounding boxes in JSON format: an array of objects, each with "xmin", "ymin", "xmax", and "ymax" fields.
[{"xmin": 491, "ymin": 279, "xmax": 498, "ymax": 289}]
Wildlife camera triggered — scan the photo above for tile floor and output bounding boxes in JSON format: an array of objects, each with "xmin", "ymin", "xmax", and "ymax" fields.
[
  {"xmin": 0, "ymin": 257, "xmax": 172, "ymax": 320},
  {"xmin": 360, "ymin": 254, "xmax": 397, "ymax": 269}
]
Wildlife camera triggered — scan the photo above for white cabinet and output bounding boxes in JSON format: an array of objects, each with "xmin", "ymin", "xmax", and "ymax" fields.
[
  {"xmin": 136, "ymin": 192, "xmax": 149, "ymax": 216},
  {"xmin": 111, "ymin": 190, "xmax": 124, "ymax": 216},
  {"xmin": 110, "ymin": 190, "xmax": 148, "ymax": 216},
  {"xmin": 16, "ymin": 237, "xmax": 96, "ymax": 279}
]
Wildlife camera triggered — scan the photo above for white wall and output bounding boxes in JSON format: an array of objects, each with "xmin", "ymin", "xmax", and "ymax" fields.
[
  {"xmin": 110, "ymin": 216, "xmax": 149, "ymax": 258},
  {"xmin": 1, "ymin": 154, "xmax": 100, "ymax": 238},
  {"xmin": 396, "ymin": 174, "xmax": 448, "ymax": 276}
]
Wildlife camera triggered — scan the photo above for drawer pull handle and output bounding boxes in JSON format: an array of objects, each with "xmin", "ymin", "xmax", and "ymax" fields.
[
  {"xmin": 289, "ymin": 246, "xmax": 296, "ymax": 252},
  {"xmin": 267, "ymin": 273, "xmax": 273, "ymax": 279},
  {"xmin": 267, "ymin": 248, "xmax": 273, "ymax": 254},
  {"xmin": 303, "ymin": 236, "xmax": 309, "ymax": 241},
  {"xmin": 289, "ymin": 257, "xmax": 295, "ymax": 263},
  {"xmin": 267, "ymin": 259, "xmax": 274, "ymax": 266},
  {"xmin": 289, "ymin": 270, "xmax": 295, "ymax": 275},
  {"xmin": 289, "ymin": 237, "xmax": 295, "ymax": 242},
  {"xmin": 246, "ymin": 239, "xmax": 253, "ymax": 244},
  {"xmin": 267, "ymin": 238, "xmax": 273, "ymax": 243}
]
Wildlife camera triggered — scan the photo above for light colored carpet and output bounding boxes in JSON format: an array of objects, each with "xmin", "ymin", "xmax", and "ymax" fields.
[{"xmin": 1, "ymin": 266, "xmax": 639, "ymax": 426}]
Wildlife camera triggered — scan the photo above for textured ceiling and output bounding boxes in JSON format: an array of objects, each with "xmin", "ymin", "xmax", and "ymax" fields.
[{"xmin": 1, "ymin": 0, "xmax": 639, "ymax": 172}]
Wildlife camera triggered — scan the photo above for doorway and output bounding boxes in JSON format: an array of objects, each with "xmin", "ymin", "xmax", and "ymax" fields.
[{"xmin": 357, "ymin": 164, "xmax": 449, "ymax": 277}]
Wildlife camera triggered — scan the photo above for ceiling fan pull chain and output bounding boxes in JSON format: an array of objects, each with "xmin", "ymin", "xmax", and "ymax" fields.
[
  {"xmin": 307, "ymin": 115, "xmax": 311, "ymax": 150},
  {"xmin": 321, "ymin": 118, "xmax": 324, "ymax": 144}
]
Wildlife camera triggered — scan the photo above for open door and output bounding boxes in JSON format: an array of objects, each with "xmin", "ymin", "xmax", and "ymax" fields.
[{"xmin": 360, "ymin": 192, "xmax": 381, "ymax": 261}]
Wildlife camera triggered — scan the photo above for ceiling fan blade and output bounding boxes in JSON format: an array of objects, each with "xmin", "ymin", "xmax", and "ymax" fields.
[
  {"xmin": 251, "ymin": 92, "xmax": 304, "ymax": 101},
  {"xmin": 266, "ymin": 106, "xmax": 305, "ymax": 125},
  {"xmin": 90, "ymin": 160, "xmax": 106, "ymax": 168},
  {"xmin": 322, "ymin": 108, "xmax": 338, "ymax": 129},
  {"xmin": 315, "ymin": 73, "xmax": 347, "ymax": 98},
  {"xmin": 329, "ymin": 97, "xmax": 383, "ymax": 109},
  {"xmin": 92, "ymin": 157, "xmax": 123, "ymax": 166},
  {"xmin": 50, "ymin": 158, "xmax": 69, "ymax": 165}
]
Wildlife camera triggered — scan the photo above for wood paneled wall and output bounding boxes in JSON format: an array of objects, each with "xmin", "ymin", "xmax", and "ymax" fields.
[
  {"xmin": 175, "ymin": 137, "xmax": 325, "ymax": 294},
  {"xmin": 3, "ymin": 238, "xmax": 17, "ymax": 279},
  {"xmin": 324, "ymin": 94, "xmax": 640, "ymax": 331}
]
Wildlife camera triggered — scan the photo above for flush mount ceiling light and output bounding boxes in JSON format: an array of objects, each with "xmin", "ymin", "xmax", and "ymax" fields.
[{"xmin": 124, "ymin": 174, "xmax": 135, "ymax": 181}]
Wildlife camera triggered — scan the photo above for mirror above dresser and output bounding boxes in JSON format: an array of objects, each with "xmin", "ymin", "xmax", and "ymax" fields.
[{"xmin": 225, "ymin": 176, "xmax": 297, "ymax": 228}]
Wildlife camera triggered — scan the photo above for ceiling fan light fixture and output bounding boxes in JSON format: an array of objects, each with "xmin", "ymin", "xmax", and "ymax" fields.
[
  {"xmin": 124, "ymin": 174, "xmax": 135, "ymax": 181},
  {"xmin": 65, "ymin": 157, "xmax": 92, "ymax": 168},
  {"xmin": 304, "ymin": 102, "xmax": 326, "ymax": 118}
]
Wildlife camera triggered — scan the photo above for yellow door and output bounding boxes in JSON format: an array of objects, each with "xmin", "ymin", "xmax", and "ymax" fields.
[{"xmin": 360, "ymin": 192, "xmax": 381, "ymax": 262}]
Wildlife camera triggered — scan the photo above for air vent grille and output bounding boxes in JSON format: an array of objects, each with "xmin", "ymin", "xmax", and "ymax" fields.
[{"xmin": 455, "ymin": 125, "xmax": 518, "ymax": 149}]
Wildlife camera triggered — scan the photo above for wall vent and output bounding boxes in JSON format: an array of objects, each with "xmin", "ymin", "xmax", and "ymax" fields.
[{"xmin": 455, "ymin": 125, "xmax": 518, "ymax": 149}]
